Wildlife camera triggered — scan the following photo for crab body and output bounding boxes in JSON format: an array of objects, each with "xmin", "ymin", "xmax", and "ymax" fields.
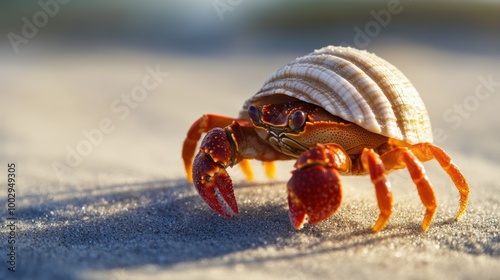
[{"xmin": 182, "ymin": 46, "xmax": 469, "ymax": 231}]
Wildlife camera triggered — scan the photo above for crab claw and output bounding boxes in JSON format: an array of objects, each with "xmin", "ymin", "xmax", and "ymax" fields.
[
  {"xmin": 192, "ymin": 128, "xmax": 239, "ymax": 217},
  {"xmin": 287, "ymin": 144, "xmax": 349, "ymax": 229}
]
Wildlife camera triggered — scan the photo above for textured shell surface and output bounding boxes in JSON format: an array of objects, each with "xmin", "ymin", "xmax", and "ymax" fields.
[{"xmin": 240, "ymin": 46, "xmax": 433, "ymax": 144}]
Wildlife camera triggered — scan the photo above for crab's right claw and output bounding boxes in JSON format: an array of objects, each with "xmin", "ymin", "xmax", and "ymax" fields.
[
  {"xmin": 192, "ymin": 128, "xmax": 239, "ymax": 217},
  {"xmin": 287, "ymin": 144, "xmax": 348, "ymax": 229}
]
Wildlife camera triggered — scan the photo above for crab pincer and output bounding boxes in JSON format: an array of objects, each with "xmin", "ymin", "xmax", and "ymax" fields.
[
  {"xmin": 287, "ymin": 144, "xmax": 350, "ymax": 229},
  {"xmin": 192, "ymin": 128, "xmax": 239, "ymax": 217}
]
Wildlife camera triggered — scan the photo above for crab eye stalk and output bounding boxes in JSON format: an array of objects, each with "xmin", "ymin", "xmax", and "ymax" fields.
[
  {"xmin": 290, "ymin": 110, "xmax": 306, "ymax": 130},
  {"xmin": 248, "ymin": 105, "xmax": 262, "ymax": 124}
]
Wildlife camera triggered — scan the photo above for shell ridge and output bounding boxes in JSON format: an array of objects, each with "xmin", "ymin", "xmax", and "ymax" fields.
[
  {"xmin": 319, "ymin": 47, "xmax": 412, "ymax": 141},
  {"xmin": 260, "ymin": 63, "xmax": 356, "ymax": 120},
  {"xmin": 276, "ymin": 60, "xmax": 381, "ymax": 132},
  {"xmin": 350, "ymin": 48, "xmax": 432, "ymax": 142},
  {"xmin": 299, "ymin": 52, "xmax": 391, "ymax": 134},
  {"xmin": 257, "ymin": 77, "xmax": 350, "ymax": 119}
]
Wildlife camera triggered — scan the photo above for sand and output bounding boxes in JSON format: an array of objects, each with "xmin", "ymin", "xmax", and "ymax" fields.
[{"xmin": 0, "ymin": 41, "xmax": 499, "ymax": 280}]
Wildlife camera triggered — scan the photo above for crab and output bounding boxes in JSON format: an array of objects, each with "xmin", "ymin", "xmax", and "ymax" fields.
[{"xmin": 181, "ymin": 46, "xmax": 470, "ymax": 232}]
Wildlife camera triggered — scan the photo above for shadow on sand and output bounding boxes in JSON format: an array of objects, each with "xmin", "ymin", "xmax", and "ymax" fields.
[{"xmin": 6, "ymin": 177, "xmax": 496, "ymax": 279}]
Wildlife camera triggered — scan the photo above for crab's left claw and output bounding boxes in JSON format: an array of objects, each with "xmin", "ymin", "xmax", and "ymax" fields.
[
  {"xmin": 192, "ymin": 128, "xmax": 239, "ymax": 217},
  {"xmin": 287, "ymin": 144, "xmax": 349, "ymax": 229}
]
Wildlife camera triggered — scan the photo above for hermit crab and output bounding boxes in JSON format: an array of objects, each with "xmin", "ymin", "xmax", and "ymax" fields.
[{"xmin": 182, "ymin": 46, "xmax": 469, "ymax": 232}]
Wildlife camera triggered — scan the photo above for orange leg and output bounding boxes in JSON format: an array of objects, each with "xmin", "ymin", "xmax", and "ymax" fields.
[
  {"xmin": 263, "ymin": 161, "xmax": 276, "ymax": 179},
  {"xmin": 182, "ymin": 114, "xmax": 252, "ymax": 182},
  {"xmin": 409, "ymin": 143, "xmax": 469, "ymax": 220},
  {"xmin": 361, "ymin": 149, "xmax": 393, "ymax": 232},
  {"xmin": 238, "ymin": 159, "xmax": 254, "ymax": 180},
  {"xmin": 380, "ymin": 147, "xmax": 437, "ymax": 231}
]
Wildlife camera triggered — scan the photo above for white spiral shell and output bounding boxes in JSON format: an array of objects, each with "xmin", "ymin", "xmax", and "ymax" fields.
[{"xmin": 240, "ymin": 46, "xmax": 433, "ymax": 144}]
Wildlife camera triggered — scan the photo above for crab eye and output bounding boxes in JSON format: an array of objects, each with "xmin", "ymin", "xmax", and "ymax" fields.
[
  {"xmin": 248, "ymin": 105, "xmax": 261, "ymax": 123},
  {"xmin": 290, "ymin": 110, "xmax": 306, "ymax": 130}
]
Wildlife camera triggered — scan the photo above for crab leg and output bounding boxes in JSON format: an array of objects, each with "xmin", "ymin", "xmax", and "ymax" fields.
[
  {"xmin": 263, "ymin": 161, "xmax": 276, "ymax": 179},
  {"xmin": 360, "ymin": 148, "xmax": 393, "ymax": 232},
  {"xmin": 380, "ymin": 147, "xmax": 437, "ymax": 231},
  {"xmin": 238, "ymin": 159, "xmax": 254, "ymax": 181},
  {"xmin": 381, "ymin": 142, "xmax": 470, "ymax": 222},
  {"xmin": 408, "ymin": 143, "xmax": 469, "ymax": 221}
]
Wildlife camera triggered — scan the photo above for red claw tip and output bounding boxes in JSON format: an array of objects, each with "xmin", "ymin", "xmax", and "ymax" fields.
[
  {"xmin": 193, "ymin": 153, "xmax": 239, "ymax": 218},
  {"xmin": 288, "ymin": 192, "xmax": 307, "ymax": 229}
]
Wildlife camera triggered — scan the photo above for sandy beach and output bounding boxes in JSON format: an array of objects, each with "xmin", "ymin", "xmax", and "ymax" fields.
[{"xmin": 1, "ymin": 1, "xmax": 500, "ymax": 277}]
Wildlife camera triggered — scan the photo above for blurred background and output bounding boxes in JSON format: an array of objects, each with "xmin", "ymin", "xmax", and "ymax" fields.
[{"xmin": 1, "ymin": 0, "xmax": 500, "ymax": 188}]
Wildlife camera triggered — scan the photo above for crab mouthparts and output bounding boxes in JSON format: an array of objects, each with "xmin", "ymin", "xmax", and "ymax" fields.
[{"xmin": 268, "ymin": 134, "xmax": 308, "ymax": 158}]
